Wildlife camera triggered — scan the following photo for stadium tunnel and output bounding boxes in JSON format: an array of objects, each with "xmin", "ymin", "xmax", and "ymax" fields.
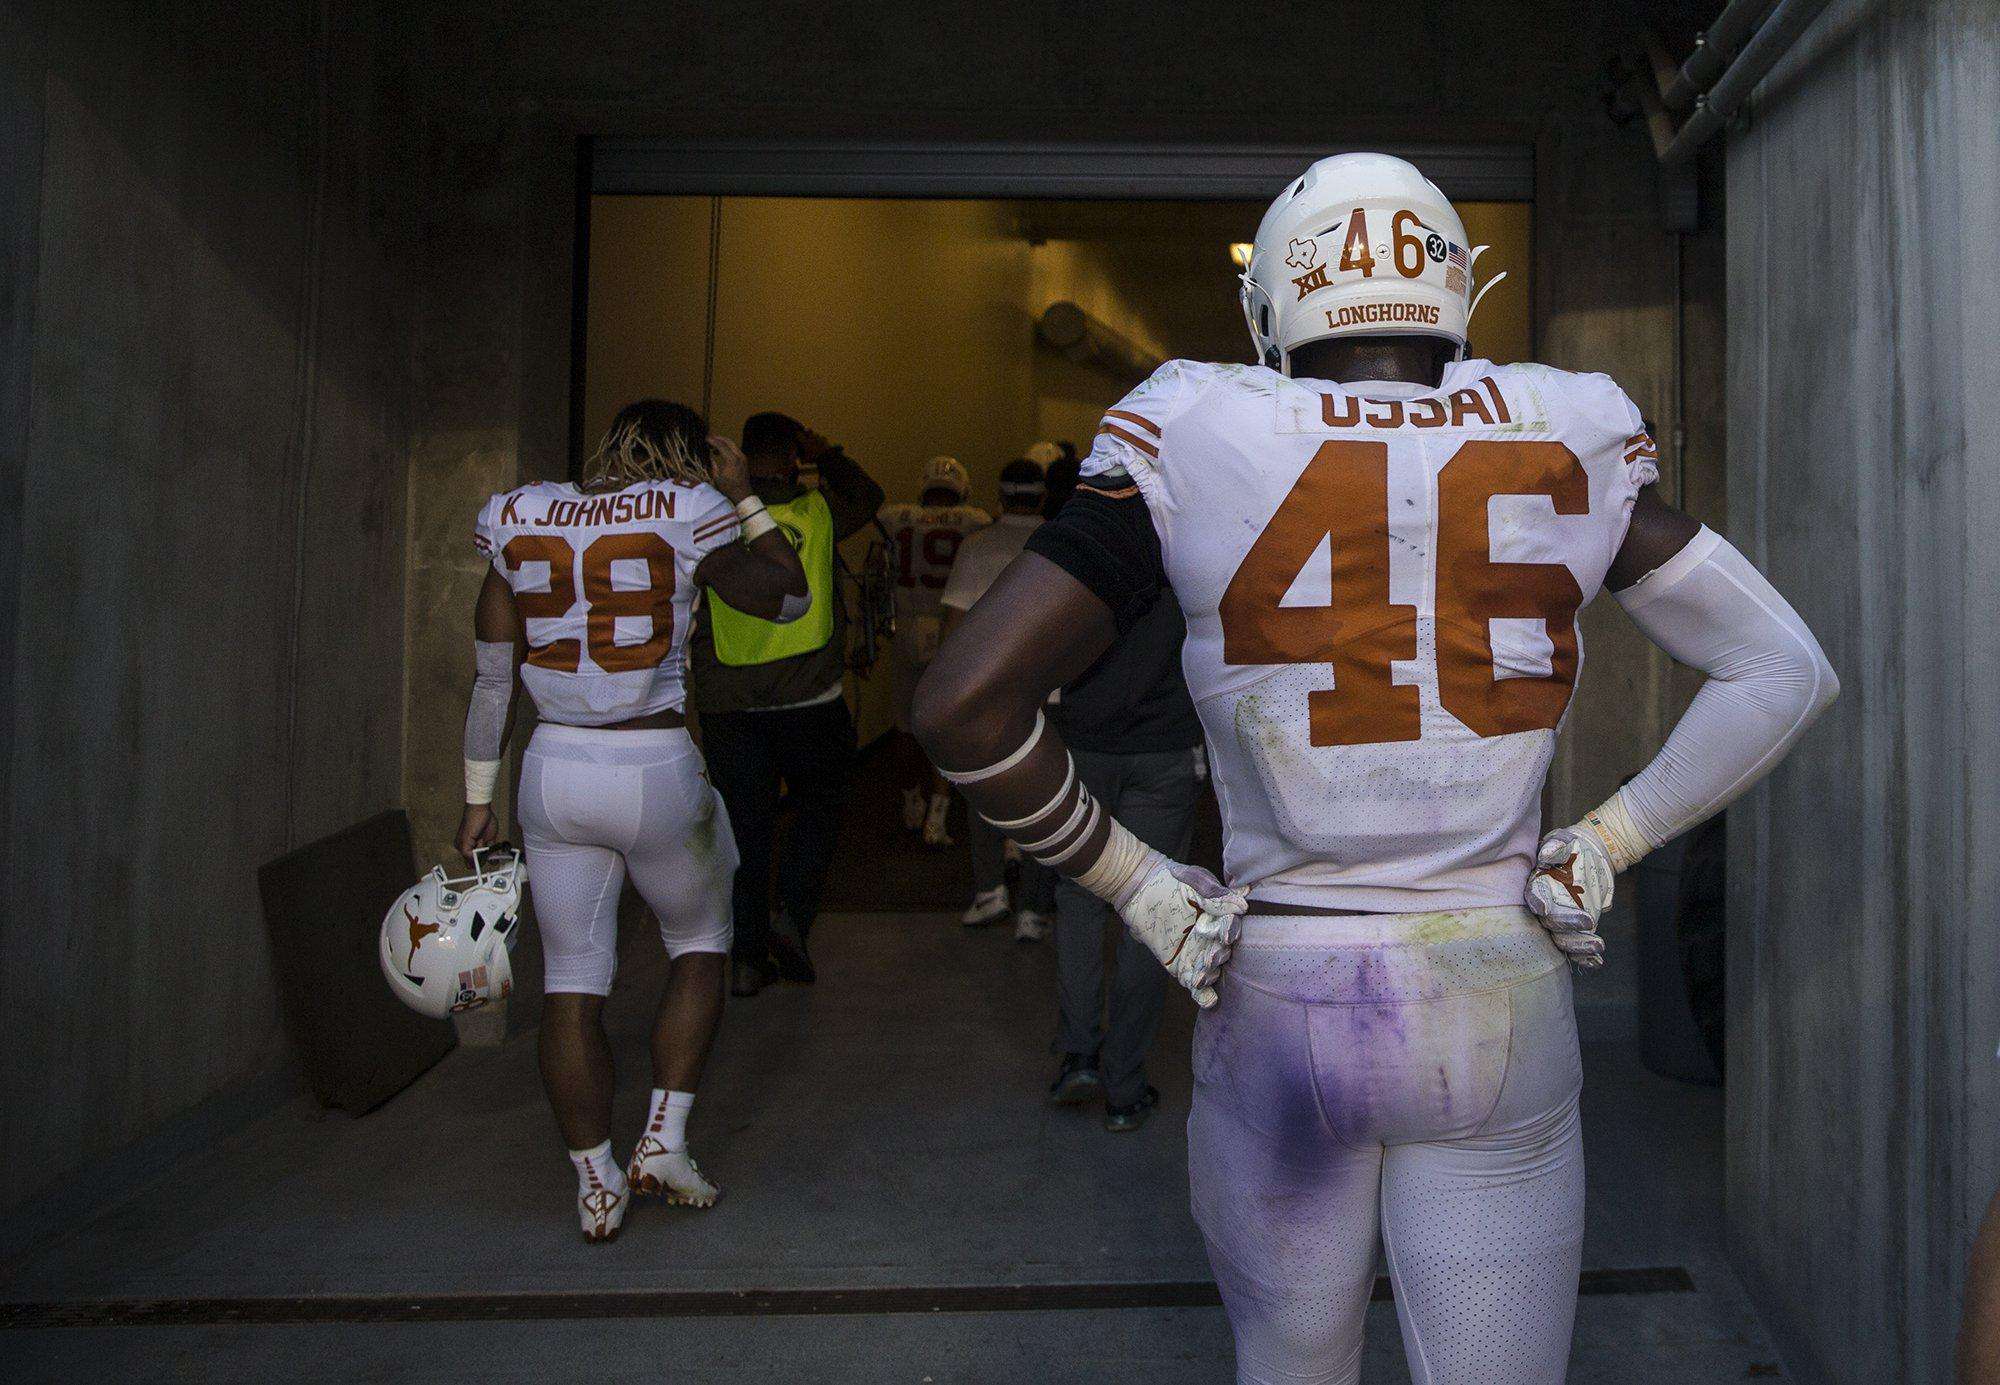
[{"xmin": 1, "ymin": 2, "xmax": 1994, "ymax": 1382}]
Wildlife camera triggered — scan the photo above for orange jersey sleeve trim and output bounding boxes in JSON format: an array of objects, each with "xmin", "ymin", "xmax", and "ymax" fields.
[
  {"xmin": 1096, "ymin": 422, "xmax": 1160, "ymax": 459},
  {"xmin": 1103, "ymin": 408, "xmax": 1162, "ymax": 439}
]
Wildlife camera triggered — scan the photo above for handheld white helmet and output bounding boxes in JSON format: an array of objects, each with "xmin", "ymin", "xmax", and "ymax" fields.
[
  {"xmin": 1239, "ymin": 153, "xmax": 1507, "ymax": 375},
  {"xmin": 380, "ymin": 845, "xmax": 527, "ymax": 1019},
  {"xmin": 920, "ymin": 454, "xmax": 970, "ymax": 502}
]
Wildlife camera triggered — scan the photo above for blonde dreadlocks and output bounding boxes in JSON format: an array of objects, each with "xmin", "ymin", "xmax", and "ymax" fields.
[{"xmin": 580, "ymin": 399, "xmax": 716, "ymax": 493}]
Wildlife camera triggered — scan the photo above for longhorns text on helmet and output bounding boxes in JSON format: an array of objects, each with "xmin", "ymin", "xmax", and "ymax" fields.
[{"xmin": 1241, "ymin": 153, "xmax": 1508, "ymax": 374}]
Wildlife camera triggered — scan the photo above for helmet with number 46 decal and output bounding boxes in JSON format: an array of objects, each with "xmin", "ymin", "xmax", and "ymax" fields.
[
  {"xmin": 380, "ymin": 845, "xmax": 527, "ymax": 1019},
  {"xmin": 1239, "ymin": 152, "xmax": 1507, "ymax": 374}
]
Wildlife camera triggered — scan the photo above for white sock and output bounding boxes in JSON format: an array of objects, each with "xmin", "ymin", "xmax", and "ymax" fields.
[
  {"xmin": 569, "ymin": 1139, "xmax": 626, "ymax": 1194},
  {"xmin": 645, "ymin": 1089, "xmax": 696, "ymax": 1151}
]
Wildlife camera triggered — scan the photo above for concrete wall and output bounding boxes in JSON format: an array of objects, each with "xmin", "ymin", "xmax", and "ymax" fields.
[
  {"xmin": 0, "ymin": 0, "xmax": 417, "ymax": 1220},
  {"xmin": 1724, "ymin": 2, "xmax": 2000, "ymax": 1380}
]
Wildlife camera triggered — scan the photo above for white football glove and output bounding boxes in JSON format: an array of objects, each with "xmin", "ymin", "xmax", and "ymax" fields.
[
  {"xmin": 1116, "ymin": 859, "xmax": 1248, "ymax": 1007},
  {"xmin": 1524, "ymin": 825, "xmax": 1615, "ymax": 969}
]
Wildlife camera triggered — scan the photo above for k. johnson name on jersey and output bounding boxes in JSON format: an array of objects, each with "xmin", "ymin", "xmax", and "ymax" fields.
[{"xmin": 497, "ymin": 488, "xmax": 679, "ymax": 532}]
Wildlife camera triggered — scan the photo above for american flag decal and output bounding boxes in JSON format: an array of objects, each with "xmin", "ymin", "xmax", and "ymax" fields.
[{"xmin": 1445, "ymin": 242, "xmax": 1468, "ymax": 271}]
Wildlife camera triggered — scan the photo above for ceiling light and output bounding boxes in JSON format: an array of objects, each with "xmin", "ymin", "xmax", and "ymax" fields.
[{"xmin": 1228, "ymin": 242, "xmax": 1254, "ymax": 269}]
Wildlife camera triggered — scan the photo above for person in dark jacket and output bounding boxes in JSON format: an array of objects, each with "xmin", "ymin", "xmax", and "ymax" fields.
[
  {"xmin": 688, "ymin": 412, "xmax": 884, "ymax": 997},
  {"xmin": 1027, "ymin": 510, "xmax": 1204, "ymax": 1132}
]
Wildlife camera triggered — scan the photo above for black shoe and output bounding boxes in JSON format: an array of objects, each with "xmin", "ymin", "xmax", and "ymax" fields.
[
  {"xmin": 767, "ymin": 930, "xmax": 816, "ymax": 985},
  {"xmin": 730, "ymin": 957, "xmax": 773, "ymax": 997},
  {"xmin": 1048, "ymin": 1053, "xmax": 1104, "ymax": 1106},
  {"xmin": 1103, "ymin": 1086, "xmax": 1159, "ymax": 1132}
]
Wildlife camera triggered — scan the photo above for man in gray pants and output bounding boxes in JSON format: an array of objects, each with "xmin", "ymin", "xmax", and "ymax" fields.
[{"xmin": 1023, "ymin": 530, "xmax": 1204, "ymax": 1131}]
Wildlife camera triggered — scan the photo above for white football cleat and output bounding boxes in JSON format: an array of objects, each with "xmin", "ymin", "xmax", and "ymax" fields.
[
  {"xmin": 1013, "ymin": 909, "xmax": 1050, "ymax": 943},
  {"xmin": 577, "ymin": 1173, "xmax": 629, "ymax": 1243},
  {"xmin": 922, "ymin": 790, "xmax": 955, "ymax": 846},
  {"xmin": 960, "ymin": 885, "xmax": 1009, "ymax": 927},
  {"xmin": 628, "ymin": 1137, "xmax": 721, "ymax": 1208}
]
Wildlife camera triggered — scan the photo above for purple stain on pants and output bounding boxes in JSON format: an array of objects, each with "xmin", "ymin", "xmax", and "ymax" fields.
[{"xmin": 1191, "ymin": 907, "xmax": 1584, "ymax": 1383}]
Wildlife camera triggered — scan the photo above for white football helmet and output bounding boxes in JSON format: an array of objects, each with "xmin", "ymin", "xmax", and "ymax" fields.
[
  {"xmin": 380, "ymin": 845, "xmax": 528, "ymax": 1019},
  {"xmin": 920, "ymin": 454, "xmax": 969, "ymax": 502},
  {"xmin": 1239, "ymin": 153, "xmax": 1507, "ymax": 374}
]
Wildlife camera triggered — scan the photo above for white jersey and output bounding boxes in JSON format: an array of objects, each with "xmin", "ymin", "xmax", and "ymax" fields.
[
  {"xmin": 1084, "ymin": 358, "xmax": 1659, "ymax": 911},
  {"xmin": 475, "ymin": 479, "xmax": 740, "ymax": 725},
  {"xmin": 878, "ymin": 501, "xmax": 990, "ymax": 624}
]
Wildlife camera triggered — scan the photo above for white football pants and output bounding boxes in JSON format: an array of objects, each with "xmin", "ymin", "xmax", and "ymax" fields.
[
  {"xmin": 517, "ymin": 725, "xmax": 738, "ymax": 994},
  {"xmin": 1189, "ymin": 907, "xmax": 1584, "ymax": 1385}
]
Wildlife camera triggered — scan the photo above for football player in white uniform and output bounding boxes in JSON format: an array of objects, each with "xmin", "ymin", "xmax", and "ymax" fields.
[
  {"xmin": 877, "ymin": 455, "xmax": 991, "ymax": 837},
  {"xmin": 915, "ymin": 155, "xmax": 1837, "ymax": 1382},
  {"xmin": 456, "ymin": 399, "xmax": 807, "ymax": 1242}
]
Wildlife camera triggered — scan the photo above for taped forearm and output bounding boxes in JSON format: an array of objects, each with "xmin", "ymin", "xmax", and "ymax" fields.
[
  {"xmin": 1587, "ymin": 528, "xmax": 1838, "ymax": 868},
  {"xmin": 463, "ymin": 639, "xmax": 515, "ymax": 804},
  {"xmin": 938, "ymin": 713, "xmax": 1160, "ymax": 909}
]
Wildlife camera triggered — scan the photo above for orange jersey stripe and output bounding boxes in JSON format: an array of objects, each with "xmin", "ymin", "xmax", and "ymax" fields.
[
  {"xmin": 1097, "ymin": 422, "xmax": 1160, "ymax": 459},
  {"xmin": 1103, "ymin": 408, "xmax": 1162, "ymax": 438}
]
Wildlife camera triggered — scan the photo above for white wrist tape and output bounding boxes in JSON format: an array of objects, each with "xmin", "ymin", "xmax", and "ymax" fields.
[
  {"xmin": 1578, "ymin": 792, "xmax": 1650, "ymax": 873},
  {"xmin": 738, "ymin": 501, "xmax": 776, "ymax": 542},
  {"xmin": 937, "ymin": 712, "xmax": 1046, "ymax": 786},
  {"xmin": 464, "ymin": 758, "xmax": 502, "ymax": 805},
  {"xmin": 1074, "ymin": 817, "xmax": 1164, "ymax": 911}
]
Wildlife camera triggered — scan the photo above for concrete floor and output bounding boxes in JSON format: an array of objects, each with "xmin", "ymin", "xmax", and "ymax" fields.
[{"xmin": 0, "ymin": 910, "xmax": 1784, "ymax": 1382}]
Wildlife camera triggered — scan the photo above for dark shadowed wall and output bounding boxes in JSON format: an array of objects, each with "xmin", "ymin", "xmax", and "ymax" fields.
[{"xmin": 0, "ymin": 0, "xmax": 417, "ymax": 1226}]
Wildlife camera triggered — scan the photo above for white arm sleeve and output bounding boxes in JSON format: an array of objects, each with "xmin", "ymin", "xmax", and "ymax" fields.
[
  {"xmin": 463, "ymin": 639, "xmax": 516, "ymax": 762},
  {"xmin": 1607, "ymin": 527, "xmax": 1839, "ymax": 856}
]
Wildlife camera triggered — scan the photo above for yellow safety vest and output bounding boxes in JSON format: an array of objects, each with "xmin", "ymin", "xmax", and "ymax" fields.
[{"xmin": 707, "ymin": 489, "xmax": 836, "ymax": 666}]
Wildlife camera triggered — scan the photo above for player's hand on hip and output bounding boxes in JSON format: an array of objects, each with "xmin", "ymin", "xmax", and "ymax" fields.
[
  {"xmin": 1117, "ymin": 859, "xmax": 1248, "ymax": 1008},
  {"xmin": 1525, "ymin": 826, "xmax": 1615, "ymax": 969}
]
